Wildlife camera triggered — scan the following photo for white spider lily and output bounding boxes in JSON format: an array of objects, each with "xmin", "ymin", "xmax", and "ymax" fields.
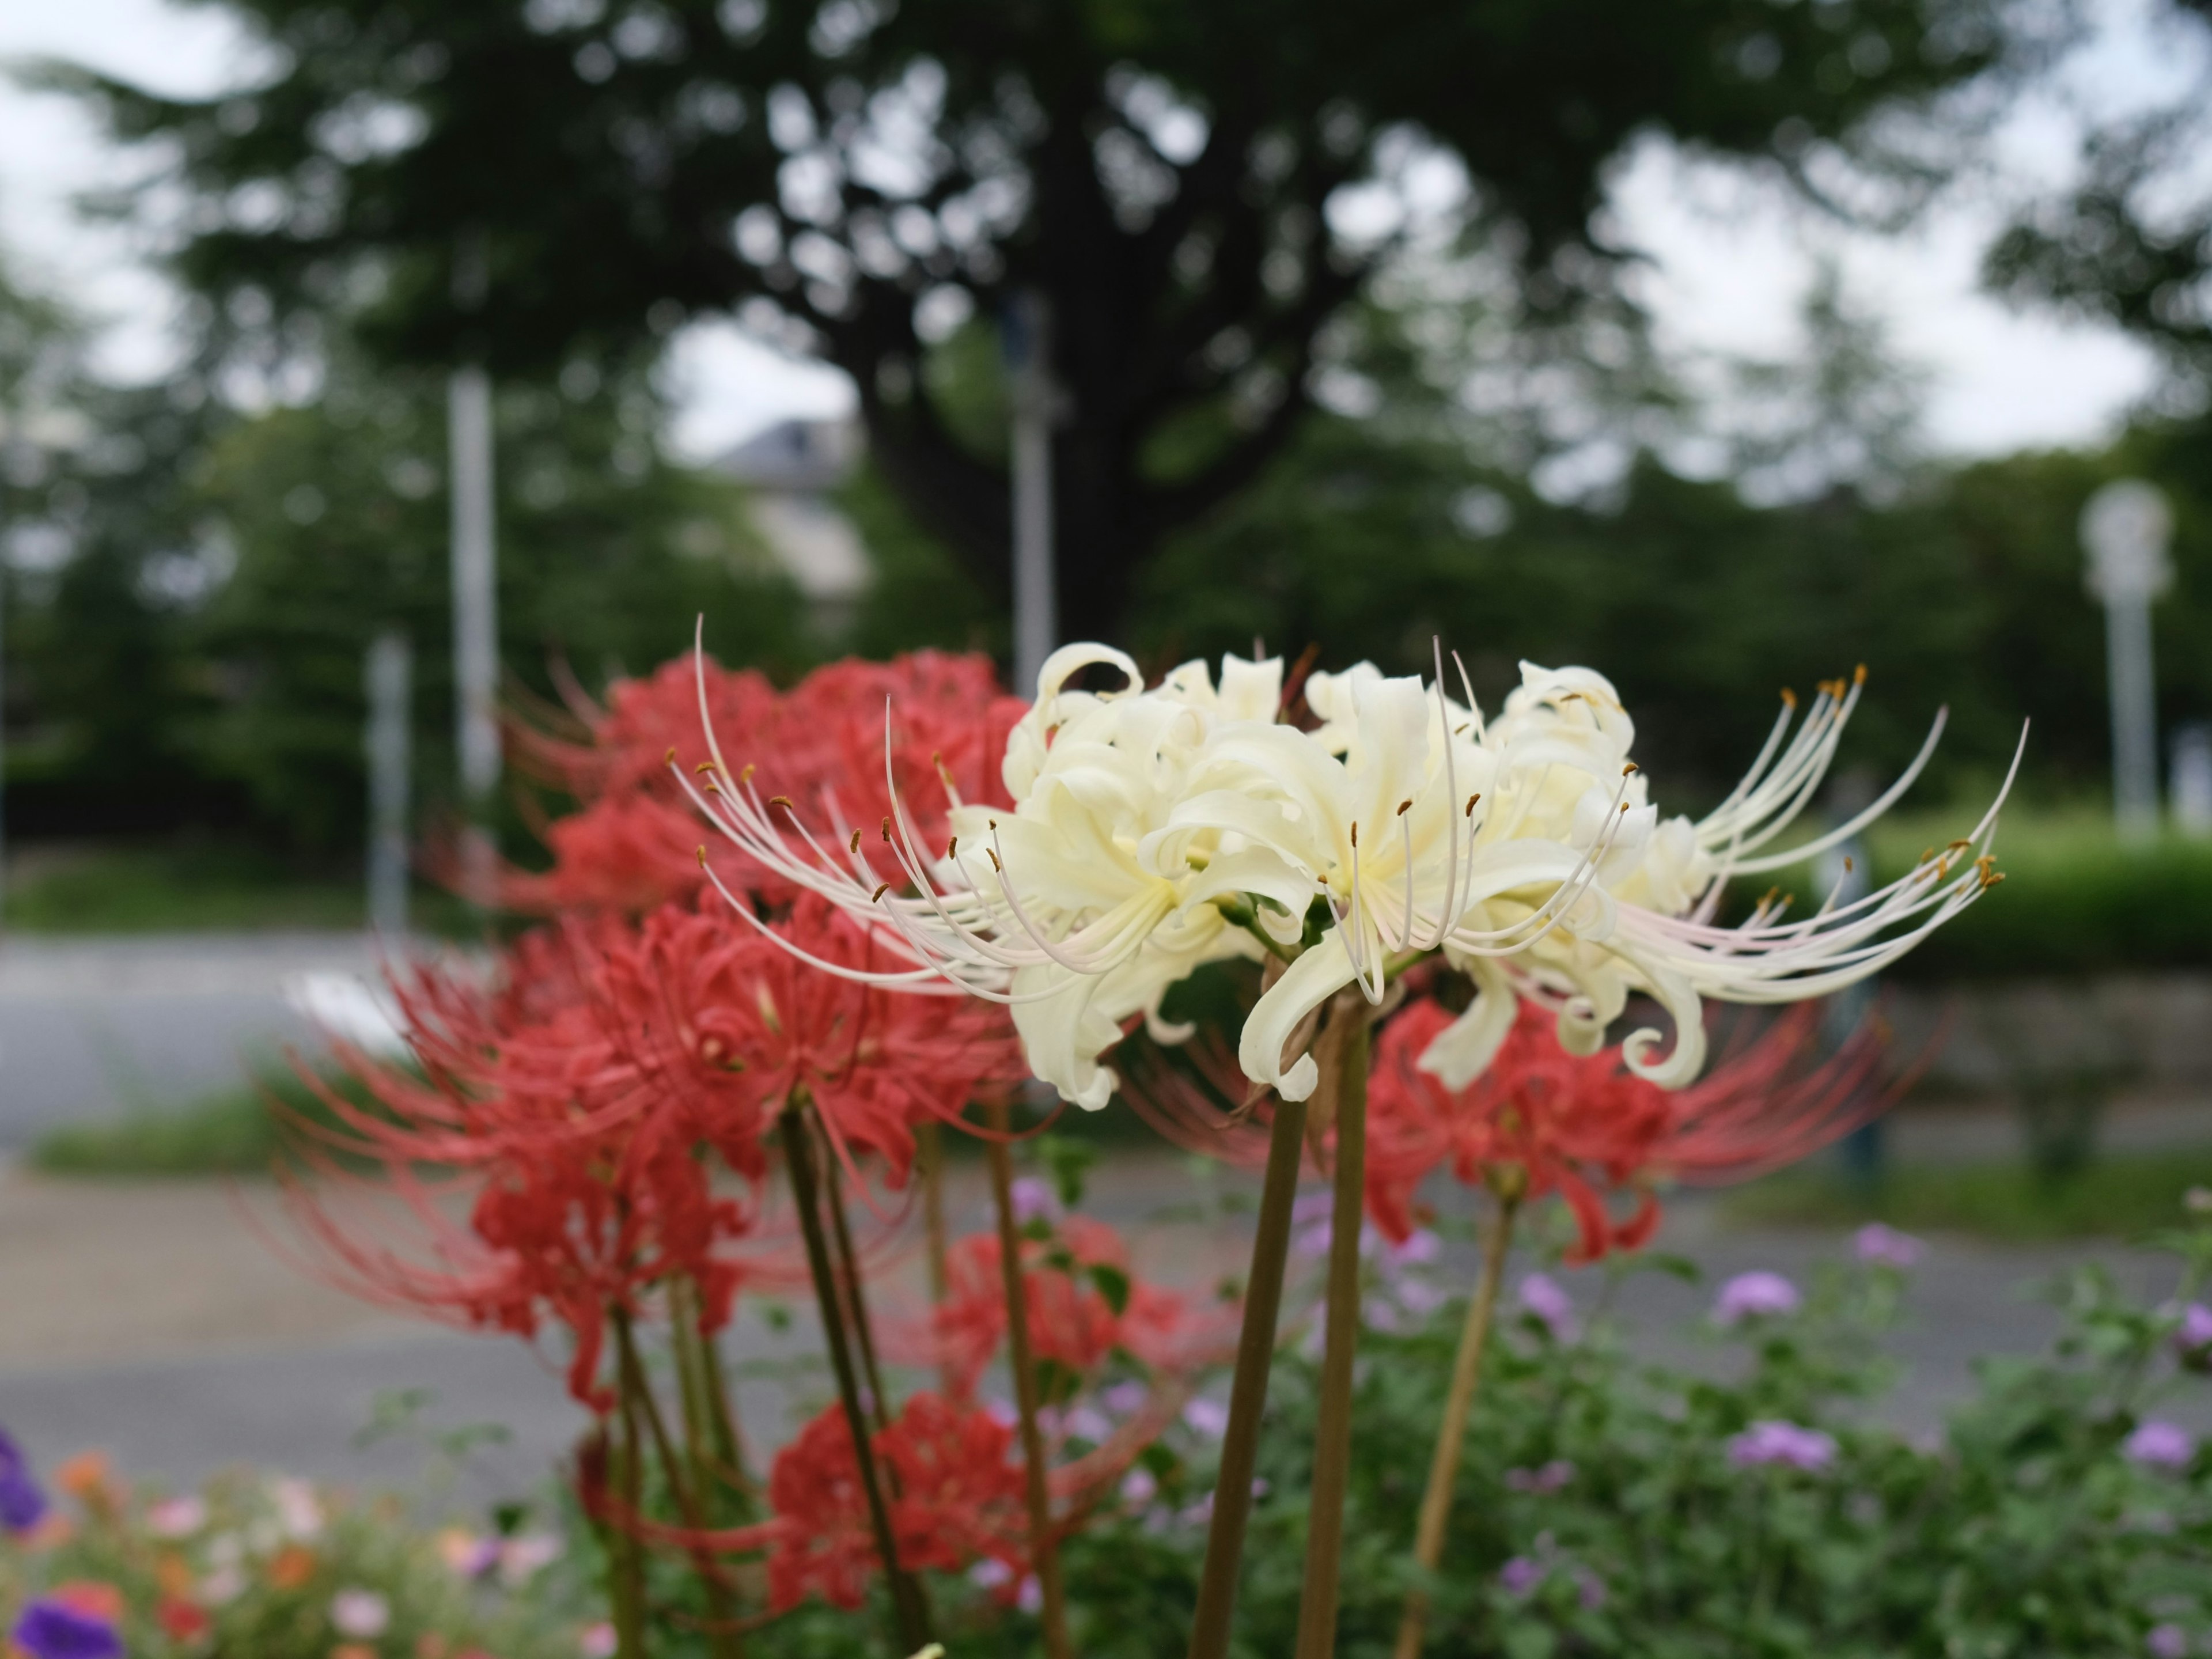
[{"xmin": 679, "ymin": 634, "xmax": 2018, "ymax": 1114}]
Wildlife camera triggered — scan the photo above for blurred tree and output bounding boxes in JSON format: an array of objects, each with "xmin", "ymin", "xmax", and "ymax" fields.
[
  {"xmin": 54, "ymin": 0, "xmax": 2054, "ymax": 641},
  {"xmin": 1983, "ymin": 0, "xmax": 2212, "ymax": 374},
  {"xmin": 186, "ymin": 353, "xmax": 808, "ymax": 855}
]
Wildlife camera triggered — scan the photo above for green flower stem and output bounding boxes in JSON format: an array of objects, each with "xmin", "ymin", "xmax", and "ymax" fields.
[
  {"xmin": 987, "ymin": 1096, "xmax": 1074, "ymax": 1659},
  {"xmin": 1293, "ymin": 1012, "xmax": 1372, "ymax": 1659},
  {"xmin": 779, "ymin": 1102, "xmax": 934, "ymax": 1652},
  {"xmin": 820, "ymin": 1120, "xmax": 893, "ymax": 1433},
  {"xmin": 1392, "ymin": 1190, "xmax": 1521, "ymax": 1659},
  {"xmin": 610, "ymin": 1359, "xmax": 651, "ymax": 1659},
  {"xmin": 1186, "ymin": 1086, "xmax": 1313, "ymax": 1659},
  {"xmin": 613, "ymin": 1309, "xmax": 746, "ymax": 1659}
]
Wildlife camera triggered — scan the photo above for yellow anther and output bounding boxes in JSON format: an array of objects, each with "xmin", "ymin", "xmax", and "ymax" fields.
[
  {"xmin": 987, "ymin": 849, "xmax": 1003, "ymax": 873},
  {"xmin": 703, "ymin": 780, "xmax": 720, "ymax": 795},
  {"xmin": 848, "ymin": 829, "xmax": 862, "ymax": 854},
  {"xmin": 1623, "ymin": 763, "xmax": 1638, "ymax": 776},
  {"xmin": 1853, "ymin": 664, "xmax": 1868, "ymax": 685},
  {"xmin": 694, "ymin": 760, "xmax": 717, "ymax": 775},
  {"xmin": 740, "ymin": 763, "xmax": 755, "ymax": 783},
  {"xmin": 881, "ymin": 816, "xmax": 892, "ymax": 840},
  {"xmin": 695, "ymin": 846, "xmax": 707, "ymax": 867},
  {"xmin": 871, "ymin": 882, "xmax": 890, "ymax": 902},
  {"xmin": 1396, "ymin": 799, "xmax": 1414, "ymax": 817},
  {"xmin": 1465, "ymin": 794, "xmax": 1481, "ymax": 816},
  {"xmin": 664, "ymin": 747, "xmax": 677, "ymax": 765},
  {"xmin": 1843, "ymin": 856, "xmax": 1854, "ymax": 873},
  {"xmin": 767, "ymin": 795, "xmax": 794, "ymax": 810},
  {"xmin": 947, "ymin": 836, "xmax": 959, "ymax": 858},
  {"xmin": 1350, "ymin": 822, "xmax": 1359, "ymax": 848},
  {"xmin": 1781, "ymin": 688, "xmax": 1797, "ymax": 709}
]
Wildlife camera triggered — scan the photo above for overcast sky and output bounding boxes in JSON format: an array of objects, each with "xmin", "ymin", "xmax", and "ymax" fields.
[{"xmin": 0, "ymin": 0, "xmax": 2181, "ymax": 465}]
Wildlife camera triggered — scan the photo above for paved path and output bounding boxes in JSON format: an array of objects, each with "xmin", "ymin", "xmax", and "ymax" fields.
[
  {"xmin": 0, "ymin": 933, "xmax": 444, "ymax": 1145},
  {"xmin": 5, "ymin": 1152, "xmax": 2207, "ymax": 1506}
]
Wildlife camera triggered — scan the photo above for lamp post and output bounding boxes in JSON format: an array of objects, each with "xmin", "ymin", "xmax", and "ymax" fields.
[
  {"xmin": 449, "ymin": 235, "xmax": 500, "ymax": 904},
  {"xmin": 364, "ymin": 631, "xmax": 412, "ymax": 940},
  {"xmin": 2081, "ymin": 480, "xmax": 2173, "ymax": 843},
  {"xmin": 1003, "ymin": 291, "xmax": 1063, "ymax": 698}
]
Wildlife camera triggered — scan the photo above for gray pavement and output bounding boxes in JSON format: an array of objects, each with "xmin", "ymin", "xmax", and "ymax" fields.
[{"xmin": 0, "ymin": 933, "xmax": 435, "ymax": 1144}]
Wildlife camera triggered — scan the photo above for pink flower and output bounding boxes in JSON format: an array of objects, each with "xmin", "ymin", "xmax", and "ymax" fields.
[
  {"xmin": 329, "ymin": 1589, "xmax": 391, "ymax": 1638},
  {"xmin": 1517, "ymin": 1274, "xmax": 1578, "ymax": 1341},
  {"xmin": 2174, "ymin": 1303, "xmax": 2212, "ymax": 1363},
  {"xmin": 1182, "ymin": 1397, "xmax": 1230, "ymax": 1439},
  {"xmin": 1728, "ymin": 1421, "xmax": 1836, "ymax": 1472},
  {"xmin": 1505, "ymin": 1460, "xmax": 1577, "ymax": 1494},
  {"xmin": 1853, "ymin": 1224, "xmax": 1923, "ymax": 1268},
  {"xmin": 2147, "ymin": 1624, "xmax": 2191, "ymax": 1659},
  {"xmin": 2124, "ymin": 1421, "xmax": 2196, "ymax": 1472},
  {"xmin": 1498, "ymin": 1556, "xmax": 1544, "ymax": 1596},
  {"xmin": 1009, "ymin": 1177, "xmax": 1060, "ymax": 1226},
  {"xmin": 579, "ymin": 1624, "xmax": 619, "ymax": 1659},
  {"xmin": 145, "ymin": 1495, "xmax": 207, "ymax": 1539},
  {"xmin": 1715, "ymin": 1271, "xmax": 1800, "ymax": 1324}
]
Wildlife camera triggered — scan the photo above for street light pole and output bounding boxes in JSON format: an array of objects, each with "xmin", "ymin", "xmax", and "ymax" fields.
[
  {"xmin": 2081, "ymin": 480, "xmax": 2173, "ymax": 843},
  {"xmin": 1004, "ymin": 291, "xmax": 1062, "ymax": 698},
  {"xmin": 364, "ymin": 631, "xmax": 412, "ymax": 941}
]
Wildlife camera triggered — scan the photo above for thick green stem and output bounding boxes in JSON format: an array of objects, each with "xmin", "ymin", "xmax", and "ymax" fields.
[
  {"xmin": 1391, "ymin": 1191, "xmax": 1521, "ymax": 1659},
  {"xmin": 779, "ymin": 1104, "xmax": 933, "ymax": 1652},
  {"xmin": 1186, "ymin": 1088, "xmax": 1311, "ymax": 1659},
  {"xmin": 918, "ymin": 1121, "xmax": 955, "ymax": 1395},
  {"xmin": 986, "ymin": 1097, "xmax": 1074, "ymax": 1659},
  {"xmin": 1293, "ymin": 1013, "xmax": 1370, "ymax": 1659}
]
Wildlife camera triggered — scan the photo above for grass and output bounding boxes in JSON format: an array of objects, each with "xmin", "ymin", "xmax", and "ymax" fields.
[
  {"xmin": 28, "ymin": 1065, "xmax": 382, "ymax": 1178},
  {"xmin": 2, "ymin": 841, "xmax": 476, "ymax": 935},
  {"xmin": 1724, "ymin": 1149, "xmax": 2212, "ymax": 1241}
]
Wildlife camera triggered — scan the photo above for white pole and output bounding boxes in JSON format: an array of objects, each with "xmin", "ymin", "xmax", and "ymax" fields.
[
  {"xmin": 1006, "ymin": 291, "xmax": 1058, "ymax": 698},
  {"xmin": 2105, "ymin": 593, "xmax": 2158, "ymax": 839},
  {"xmin": 448, "ymin": 364, "xmax": 500, "ymax": 900},
  {"xmin": 2081, "ymin": 480, "xmax": 2172, "ymax": 845},
  {"xmin": 0, "ymin": 555, "xmax": 9, "ymax": 935},
  {"xmin": 364, "ymin": 631, "xmax": 412, "ymax": 941}
]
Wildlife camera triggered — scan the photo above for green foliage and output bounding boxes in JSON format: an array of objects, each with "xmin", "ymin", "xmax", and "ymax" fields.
[
  {"xmin": 1730, "ymin": 1149, "xmax": 2212, "ymax": 1239},
  {"xmin": 28, "ymin": 1062, "xmax": 400, "ymax": 1177},
  {"xmin": 185, "ymin": 358, "xmax": 809, "ymax": 855},
  {"xmin": 0, "ymin": 841, "xmax": 474, "ymax": 934}
]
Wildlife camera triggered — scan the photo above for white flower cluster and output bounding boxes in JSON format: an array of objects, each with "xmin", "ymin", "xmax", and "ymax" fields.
[{"xmin": 685, "ymin": 642, "xmax": 2017, "ymax": 1111}]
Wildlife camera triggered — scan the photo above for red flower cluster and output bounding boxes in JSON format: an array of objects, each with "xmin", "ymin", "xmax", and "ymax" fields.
[
  {"xmin": 899, "ymin": 1216, "xmax": 1232, "ymax": 1399},
  {"xmin": 761, "ymin": 1394, "xmax": 1026, "ymax": 1613},
  {"xmin": 502, "ymin": 652, "xmax": 1025, "ymax": 916},
  {"xmin": 287, "ymin": 895, "xmax": 1020, "ymax": 1407},
  {"xmin": 1365, "ymin": 999, "xmax": 1892, "ymax": 1259}
]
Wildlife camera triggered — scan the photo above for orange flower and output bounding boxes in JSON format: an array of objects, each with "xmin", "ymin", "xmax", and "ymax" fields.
[
  {"xmin": 156, "ymin": 1551, "xmax": 196, "ymax": 1598},
  {"xmin": 331, "ymin": 1646, "xmax": 378, "ymax": 1659},
  {"xmin": 52, "ymin": 1453, "xmax": 111, "ymax": 1501},
  {"xmin": 267, "ymin": 1544, "xmax": 319, "ymax": 1589},
  {"xmin": 416, "ymin": 1633, "xmax": 449, "ymax": 1659}
]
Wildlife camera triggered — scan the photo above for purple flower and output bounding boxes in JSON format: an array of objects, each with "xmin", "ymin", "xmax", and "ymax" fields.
[
  {"xmin": 1505, "ymin": 1460, "xmax": 1577, "ymax": 1495},
  {"xmin": 1576, "ymin": 1569, "xmax": 1608, "ymax": 1612},
  {"xmin": 1388, "ymin": 1229, "xmax": 1443, "ymax": 1267},
  {"xmin": 2125, "ymin": 1421, "xmax": 2196, "ymax": 1472},
  {"xmin": 1182, "ymin": 1397, "xmax": 1230, "ymax": 1439},
  {"xmin": 1715, "ymin": 1271, "xmax": 1801, "ymax": 1324},
  {"xmin": 1728, "ymin": 1421, "xmax": 1838, "ymax": 1472},
  {"xmin": 1498, "ymin": 1556, "xmax": 1544, "ymax": 1596},
  {"xmin": 1009, "ymin": 1177, "xmax": 1060, "ymax": 1226},
  {"xmin": 1100, "ymin": 1380, "xmax": 1148, "ymax": 1416},
  {"xmin": 11, "ymin": 1601, "xmax": 123, "ymax": 1659},
  {"xmin": 1854, "ymin": 1224, "xmax": 1924, "ymax": 1268},
  {"xmin": 0, "ymin": 1427, "xmax": 46, "ymax": 1535},
  {"xmin": 2148, "ymin": 1624, "xmax": 2191, "ymax": 1659},
  {"xmin": 2175, "ymin": 1304, "xmax": 2212, "ymax": 1358},
  {"xmin": 1518, "ymin": 1274, "xmax": 1578, "ymax": 1340}
]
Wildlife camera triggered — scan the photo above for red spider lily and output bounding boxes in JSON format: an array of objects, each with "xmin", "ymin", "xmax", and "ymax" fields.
[
  {"xmin": 1364, "ymin": 998, "xmax": 1896, "ymax": 1260},
  {"xmin": 759, "ymin": 1395, "xmax": 1025, "ymax": 1613},
  {"xmin": 279, "ymin": 895, "xmax": 1020, "ymax": 1404},
  {"xmin": 497, "ymin": 652, "xmax": 1025, "ymax": 916},
  {"xmin": 892, "ymin": 1217, "xmax": 1236, "ymax": 1399}
]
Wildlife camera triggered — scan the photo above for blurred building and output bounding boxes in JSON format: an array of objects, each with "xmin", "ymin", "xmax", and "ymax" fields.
[{"xmin": 713, "ymin": 418, "xmax": 870, "ymax": 632}]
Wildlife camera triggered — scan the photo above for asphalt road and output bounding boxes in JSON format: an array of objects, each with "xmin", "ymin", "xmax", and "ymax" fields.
[{"xmin": 0, "ymin": 934, "xmax": 415, "ymax": 1145}]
